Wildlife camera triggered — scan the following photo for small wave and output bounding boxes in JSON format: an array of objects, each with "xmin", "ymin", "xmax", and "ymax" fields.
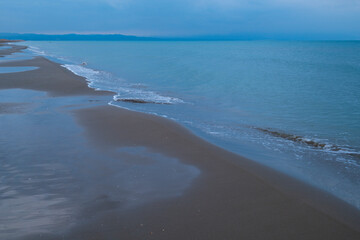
[
  {"xmin": 63, "ymin": 64, "xmax": 122, "ymax": 92},
  {"xmin": 63, "ymin": 64, "xmax": 184, "ymax": 105},
  {"xmin": 256, "ymin": 127, "xmax": 360, "ymax": 157},
  {"xmin": 28, "ymin": 46, "xmax": 47, "ymax": 56},
  {"xmin": 113, "ymin": 93, "xmax": 183, "ymax": 105},
  {"xmin": 27, "ymin": 45, "xmax": 69, "ymax": 61},
  {"xmin": 63, "ymin": 64, "xmax": 100, "ymax": 83},
  {"xmin": 108, "ymin": 101, "xmax": 131, "ymax": 111},
  {"xmin": 25, "ymin": 45, "xmax": 184, "ymax": 106}
]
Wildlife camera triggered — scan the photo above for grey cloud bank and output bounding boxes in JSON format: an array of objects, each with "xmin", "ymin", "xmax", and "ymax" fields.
[{"xmin": 0, "ymin": 0, "xmax": 359, "ymax": 39}]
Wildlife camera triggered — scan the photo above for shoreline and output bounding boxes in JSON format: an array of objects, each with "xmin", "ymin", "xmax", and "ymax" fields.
[
  {"xmin": 0, "ymin": 41, "xmax": 27, "ymax": 57},
  {"xmin": 1, "ymin": 42, "xmax": 359, "ymax": 239}
]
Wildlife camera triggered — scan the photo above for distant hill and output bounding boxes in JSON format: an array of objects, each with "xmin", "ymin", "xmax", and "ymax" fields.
[
  {"xmin": 0, "ymin": 33, "xmax": 262, "ymax": 41},
  {"xmin": 1, "ymin": 33, "xmax": 358, "ymax": 41},
  {"xmin": 0, "ymin": 33, "xmax": 156, "ymax": 41},
  {"xmin": 0, "ymin": 39, "xmax": 24, "ymax": 43}
]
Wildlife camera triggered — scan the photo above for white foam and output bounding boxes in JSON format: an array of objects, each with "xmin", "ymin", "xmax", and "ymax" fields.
[
  {"xmin": 108, "ymin": 101, "xmax": 131, "ymax": 111},
  {"xmin": 63, "ymin": 64, "xmax": 184, "ymax": 105},
  {"xmin": 24, "ymin": 44, "xmax": 185, "ymax": 106},
  {"xmin": 113, "ymin": 90, "xmax": 184, "ymax": 105},
  {"xmin": 63, "ymin": 64, "xmax": 119, "ymax": 92},
  {"xmin": 26, "ymin": 45, "xmax": 69, "ymax": 62},
  {"xmin": 27, "ymin": 46, "xmax": 46, "ymax": 56},
  {"xmin": 63, "ymin": 64, "xmax": 99, "ymax": 82}
]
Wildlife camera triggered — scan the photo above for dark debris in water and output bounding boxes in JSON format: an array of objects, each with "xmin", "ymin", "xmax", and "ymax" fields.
[
  {"xmin": 255, "ymin": 127, "xmax": 360, "ymax": 159},
  {"xmin": 115, "ymin": 99, "xmax": 171, "ymax": 105},
  {"xmin": 255, "ymin": 127, "xmax": 344, "ymax": 151}
]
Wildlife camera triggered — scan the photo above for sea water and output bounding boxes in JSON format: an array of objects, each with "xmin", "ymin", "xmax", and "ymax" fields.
[
  {"xmin": 0, "ymin": 67, "xmax": 38, "ymax": 74},
  {"xmin": 23, "ymin": 41, "xmax": 360, "ymax": 208}
]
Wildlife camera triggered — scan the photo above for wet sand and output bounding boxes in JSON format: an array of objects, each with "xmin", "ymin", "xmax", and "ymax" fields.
[
  {"xmin": 0, "ymin": 56, "xmax": 112, "ymax": 96},
  {"xmin": 0, "ymin": 42, "xmax": 359, "ymax": 239},
  {"xmin": 0, "ymin": 42, "xmax": 27, "ymax": 57}
]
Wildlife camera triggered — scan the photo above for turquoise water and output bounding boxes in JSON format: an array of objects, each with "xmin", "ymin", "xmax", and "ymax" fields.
[{"xmin": 24, "ymin": 41, "xmax": 360, "ymax": 208}]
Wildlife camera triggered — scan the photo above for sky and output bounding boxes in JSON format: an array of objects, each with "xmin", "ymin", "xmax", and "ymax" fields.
[{"xmin": 1, "ymin": 0, "xmax": 360, "ymax": 39}]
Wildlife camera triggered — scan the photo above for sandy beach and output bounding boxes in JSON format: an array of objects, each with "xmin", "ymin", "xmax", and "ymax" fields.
[
  {"xmin": 0, "ymin": 42, "xmax": 360, "ymax": 240},
  {"xmin": 0, "ymin": 41, "xmax": 26, "ymax": 57}
]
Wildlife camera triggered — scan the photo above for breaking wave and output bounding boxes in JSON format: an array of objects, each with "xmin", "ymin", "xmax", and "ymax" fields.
[{"xmin": 62, "ymin": 64, "xmax": 184, "ymax": 105}]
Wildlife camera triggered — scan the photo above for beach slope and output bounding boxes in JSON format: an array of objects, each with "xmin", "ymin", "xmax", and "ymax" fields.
[{"xmin": 0, "ymin": 43, "xmax": 359, "ymax": 240}]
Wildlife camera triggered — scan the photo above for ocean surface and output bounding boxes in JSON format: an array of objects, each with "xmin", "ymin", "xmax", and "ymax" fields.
[{"xmin": 23, "ymin": 41, "xmax": 360, "ymax": 209}]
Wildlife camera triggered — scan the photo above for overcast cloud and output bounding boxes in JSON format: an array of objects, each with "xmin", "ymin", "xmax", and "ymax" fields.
[{"xmin": 0, "ymin": 0, "xmax": 359, "ymax": 39}]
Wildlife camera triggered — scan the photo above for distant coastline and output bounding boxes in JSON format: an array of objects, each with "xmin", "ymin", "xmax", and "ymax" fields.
[
  {"xmin": 0, "ymin": 33, "xmax": 257, "ymax": 41},
  {"xmin": 0, "ymin": 39, "xmax": 24, "ymax": 43},
  {"xmin": 2, "ymin": 33, "xmax": 360, "ymax": 42},
  {"xmin": 0, "ymin": 33, "xmax": 153, "ymax": 41}
]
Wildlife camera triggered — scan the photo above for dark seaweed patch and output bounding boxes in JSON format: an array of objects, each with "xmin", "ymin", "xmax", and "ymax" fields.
[
  {"xmin": 115, "ymin": 98, "xmax": 171, "ymax": 105},
  {"xmin": 255, "ymin": 127, "xmax": 344, "ymax": 152}
]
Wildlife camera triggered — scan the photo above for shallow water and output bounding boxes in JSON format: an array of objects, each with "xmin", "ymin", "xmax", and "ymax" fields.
[
  {"xmin": 0, "ymin": 88, "xmax": 199, "ymax": 239},
  {"xmin": 0, "ymin": 46, "xmax": 12, "ymax": 50},
  {"xmin": 0, "ymin": 52, "xmax": 34, "ymax": 63},
  {"xmin": 22, "ymin": 41, "xmax": 360, "ymax": 209},
  {"xmin": 0, "ymin": 67, "xmax": 38, "ymax": 74}
]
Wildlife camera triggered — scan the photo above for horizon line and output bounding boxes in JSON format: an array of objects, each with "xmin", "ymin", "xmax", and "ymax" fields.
[{"xmin": 1, "ymin": 32, "xmax": 359, "ymax": 41}]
